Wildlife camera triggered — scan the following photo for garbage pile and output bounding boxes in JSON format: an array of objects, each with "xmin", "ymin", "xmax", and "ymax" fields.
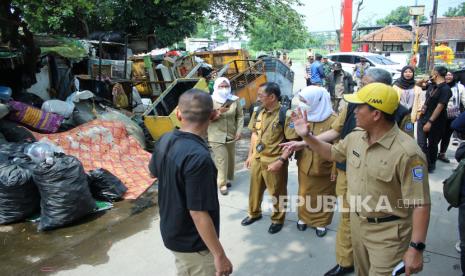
[
  {"xmin": 0, "ymin": 74, "xmax": 154, "ymax": 230},
  {"xmin": 0, "ymin": 141, "xmax": 127, "ymax": 231}
]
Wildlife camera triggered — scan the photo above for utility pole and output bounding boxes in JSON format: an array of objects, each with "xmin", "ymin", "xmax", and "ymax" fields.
[
  {"xmin": 409, "ymin": 3, "xmax": 424, "ymax": 68},
  {"xmin": 427, "ymin": 0, "xmax": 439, "ymax": 72}
]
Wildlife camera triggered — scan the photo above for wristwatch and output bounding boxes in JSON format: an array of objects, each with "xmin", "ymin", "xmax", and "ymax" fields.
[
  {"xmin": 428, "ymin": 119, "xmax": 434, "ymax": 124},
  {"xmin": 409, "ymin": 241, "xmax": 426, "ymax": 252},
  {"xmin": 277, "ymin": 156, "xmax": 287, "ymax": 163}
]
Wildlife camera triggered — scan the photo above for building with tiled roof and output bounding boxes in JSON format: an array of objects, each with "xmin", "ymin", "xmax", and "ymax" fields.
[
  {"xmin": 355, "ymin": 25, "xmax": 420, "ymax": 53},
  {"xmin": 419, "ymin": 17, "xmax": 465, "ymax": 58}
]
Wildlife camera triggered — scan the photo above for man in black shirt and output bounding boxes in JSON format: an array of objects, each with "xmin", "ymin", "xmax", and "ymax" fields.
[
  {"xmin": 417, "ymin": 66, "xmax": 453, "ymax": 173},
  {"xmin": 149, "ymin": 89, "xmax": 233, "ymax": 276}
]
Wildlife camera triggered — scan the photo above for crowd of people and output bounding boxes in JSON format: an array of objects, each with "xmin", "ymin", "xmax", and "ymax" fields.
[{"xmin": 149, "ymin": 53, "xmax": 465, "ymax": 276}]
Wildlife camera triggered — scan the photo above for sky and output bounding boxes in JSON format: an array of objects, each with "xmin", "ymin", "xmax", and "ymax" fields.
[{"xmin": 299, "ymin": 0, "xmax": 464, "ymax": 32}]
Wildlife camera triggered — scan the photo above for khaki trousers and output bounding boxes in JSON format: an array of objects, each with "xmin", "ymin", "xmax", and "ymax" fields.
[
  {"xmin": 210, "ymin": 141, "xmax": 235, "ymax": 188},
  {"xmin": 297, "ymin": 170, "xmax": 335, "ymax": 227},
  {"xmin": 172, "ymin": 250, "xmax": 215, "ymax": 276},
  {"xmin": 350, "ymin": 213, "xmax": 411, "ymax": 276},
  {"xmin": 248, "ymin": 158, "xmax": 288, "ymax": 224},
  {"xmin": 335, "ymin": 169, "xmax": 354, "ymax": 267}
]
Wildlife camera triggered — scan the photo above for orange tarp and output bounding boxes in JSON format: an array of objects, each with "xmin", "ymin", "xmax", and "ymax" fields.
[{"xmin": 33, "ymin": 119, "xmax": 154, "ymax": 200}]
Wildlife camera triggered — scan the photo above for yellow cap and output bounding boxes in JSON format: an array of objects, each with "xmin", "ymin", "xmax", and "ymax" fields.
[{"xmin": 343, "ymin": 83, "xmax": 400, "ymax": 115}]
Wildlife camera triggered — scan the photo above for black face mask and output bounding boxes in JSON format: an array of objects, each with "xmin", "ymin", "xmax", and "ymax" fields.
[{"xmin": 334, "ymin": 69, "xmax": 341, "ymax": 74}]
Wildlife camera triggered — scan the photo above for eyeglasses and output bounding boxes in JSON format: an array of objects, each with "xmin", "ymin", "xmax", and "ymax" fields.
[{"xmin": 257, "ymin": 92, "xmax": 270, "ymax": 98}]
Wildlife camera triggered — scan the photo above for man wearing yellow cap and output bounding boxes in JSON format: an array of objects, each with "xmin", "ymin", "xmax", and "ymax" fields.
[{"xmin": 289, "ymin": 83, "xmax": 431, "ymax": 276}]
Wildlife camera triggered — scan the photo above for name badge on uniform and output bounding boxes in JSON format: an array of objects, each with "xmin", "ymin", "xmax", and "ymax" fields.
[{"xmin": 412, "ymin": 166, "xmax": 424, "ymax": 182}]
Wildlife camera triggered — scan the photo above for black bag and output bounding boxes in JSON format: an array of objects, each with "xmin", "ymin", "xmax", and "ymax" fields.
[
  {"xmin": 32, "ymin": 153, "xmax": 96, "ymax": 231},
  {"xmin": 88, "ymin": 168, "xmax": 127, "ymax": 202},
  {"xmin": 0, "ymin": 161, "xmax": 40, "ymax": 224},
  {"xmin": 443, "ymin": 158, "xmax": 465, "ymax": 210}
]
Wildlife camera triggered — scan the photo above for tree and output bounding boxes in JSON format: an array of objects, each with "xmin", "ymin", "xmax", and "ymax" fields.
[
  {"xmin": 444, "ymin": 3, "xmax": 465, "ymax": 17},
  {"xmin": 11, "ymin": 0, "xmax": 301, "ymax": 48},
  {"xmin": 376, "ymin": 6, "xmax": 427, "ymax": 26},
  {"xmin": 246, "ymin": 4, "xmax": 310, "ymax": 51},
  {"xmin": 194, "ymin": 18, "xmax": 228, "ymax": 41}
]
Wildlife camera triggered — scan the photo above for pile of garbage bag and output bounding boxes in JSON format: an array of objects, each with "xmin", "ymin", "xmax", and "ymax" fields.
[{"xmin": 0, "ymin": 141, "xmax": 127, "ymax": 231}]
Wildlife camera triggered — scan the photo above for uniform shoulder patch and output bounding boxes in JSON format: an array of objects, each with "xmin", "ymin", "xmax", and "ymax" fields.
[
  {"xmin": 404, "ymin": 122, "xmax": 414, "ymax": 132},
  {"xmin": 412, "ymin": 165, "xmax": 424, "ymax": 182}
]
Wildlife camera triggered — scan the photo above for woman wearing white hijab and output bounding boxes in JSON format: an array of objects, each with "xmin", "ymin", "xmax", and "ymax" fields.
[
  {"xmin": 294, "ymin": 85, "xmax": 337, "ymax": 237},
  {"xmin": 208, "ymin": 77, "xmax": 244, "ymax": 195}
]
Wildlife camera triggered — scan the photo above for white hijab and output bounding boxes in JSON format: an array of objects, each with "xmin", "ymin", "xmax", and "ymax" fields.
[
  {"xmin": 298, "ymin": 86, "xmax": 333, "ymax": 122},
  {"xmin": 212, "ymin": 77, "xmax": 238, "ymax": 104}
]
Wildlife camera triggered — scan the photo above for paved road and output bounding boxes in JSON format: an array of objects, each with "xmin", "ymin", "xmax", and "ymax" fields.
[{"xmin": 52, "ymin": 144, "xmax": 461, "ymax": 276}]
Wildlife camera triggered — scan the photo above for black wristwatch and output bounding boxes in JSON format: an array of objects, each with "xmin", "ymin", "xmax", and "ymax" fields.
[
  {"xmin": 409, "ymin": 241, "xmax": 426, "ymax": 252},
  {"xmin": 277, "ymin": 156, "xmax": 287, "ymax": 163}
]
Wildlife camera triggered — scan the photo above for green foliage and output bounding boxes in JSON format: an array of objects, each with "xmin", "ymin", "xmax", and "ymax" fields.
[
  {"xmin": 376, "ymin": 6, "xmax": 427, "ymax": 26},
  {"xmin": 194, "ymin": 18, "xmax": 228, "ymax": 41},
  {"xmin": 246, "ymin": 4, "xmax": 310, "ymax": 51},
  {"xmin": 444, "ymin": 3, "xmax": 465, "ymax": 17},
  {"xmin": 10, "ymin": 0, "xmax": 302, "ymax": 48}
]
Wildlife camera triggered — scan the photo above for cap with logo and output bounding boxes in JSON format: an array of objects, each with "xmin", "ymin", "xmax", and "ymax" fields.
[{"xmin": 343, "ymin": 83, "xmax": 399, "ymax": 115}]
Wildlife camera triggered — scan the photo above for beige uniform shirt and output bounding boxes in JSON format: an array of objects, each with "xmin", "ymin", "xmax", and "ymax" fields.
[
  {"xmin": 331, "ymin": 124, "xmax": 430, "ymax": 218},
  {"xmin": 248, "ymin": 104, "xmax": 299, "ymax": 163},
  {"xmin": 296, "ymin": 115, "xmax": 336, "ymax": 176},
  {"xmin": 208, "ymin": 100, "xmax": 244, "ymax": 143},
  {"xmin": 331, "ymin": 105, "xmax": 348, "ymax": 133}
]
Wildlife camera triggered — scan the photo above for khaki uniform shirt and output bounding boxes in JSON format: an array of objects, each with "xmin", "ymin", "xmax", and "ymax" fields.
[
  {"xmin": 248, "ymin": 104, "xmax": 299, "ymax": 163},
  {"xmin": 296, "ymin": 115, "xmax": 336, "ymax": 176},
  {"xmin": 331, "ymin": 105, "xmax": 348, "ymax": 133},
  {"xmin": 208, "ymin": 100, "xmax": 244, "ymax": 143},
  {"xmin": 331, "ymin": 124, "xmax": 430, "ymax": 218}
]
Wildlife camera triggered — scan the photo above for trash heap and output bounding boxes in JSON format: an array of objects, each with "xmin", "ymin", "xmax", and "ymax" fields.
[{"xmin": 0, "ymin": 141, "xmax": 127, "ymax": 231}]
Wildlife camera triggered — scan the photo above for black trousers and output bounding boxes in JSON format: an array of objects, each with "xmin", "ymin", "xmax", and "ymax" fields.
[
  {"xmin": 459, "ymin": 203, "xmax": 465, "ymax": 275},
  {"xmin": 440, "ymin": 118, "xmax": 456, "ymax": 154},
  {"xmin": 417, "ymin": 119, "xmax": 446, "ymax": 168}
]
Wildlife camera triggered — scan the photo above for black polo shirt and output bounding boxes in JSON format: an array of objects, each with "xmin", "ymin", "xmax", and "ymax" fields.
[
  {"xmin": 420, "ymin": 82, "xmax": 452, "ymax": 124},
  {"xmin": 149, "ymin": 129, "xmax": 219, "ymax": 252}
]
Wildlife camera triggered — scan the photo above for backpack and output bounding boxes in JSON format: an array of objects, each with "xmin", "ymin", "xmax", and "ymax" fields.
[{"xmin": 443, "ymin": 158, "xmax": 465, "ymax": 210}]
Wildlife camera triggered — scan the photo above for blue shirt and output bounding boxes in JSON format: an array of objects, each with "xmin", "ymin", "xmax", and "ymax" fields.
[{"xmin": 310, "ymin": 61, "xmax": 325, "ymax": 85}]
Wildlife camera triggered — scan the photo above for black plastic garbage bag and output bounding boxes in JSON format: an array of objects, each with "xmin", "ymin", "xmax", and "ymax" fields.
[
  {"xmin": 0, "ymin": 142, "xmax": 29, "ymax": 158},
  {"xmin": 32, "ymin": 153, "xmax": 96, "ymax": 231},
  {"xmin": 0, "ymin": 120, "xmax": 36, "ymax": 142},
  {"xmin": 0, "ymin": 161, "xmax": 40, "ymax": 224},
  {"xmin": 88, "ymin": 168, "xmax": 127, "ymax": 202}
]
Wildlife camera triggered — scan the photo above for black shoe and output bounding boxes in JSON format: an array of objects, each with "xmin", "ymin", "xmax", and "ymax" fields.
[
  {"xmin": 438, "ymin": 154, "xmax": 450, "ymax": 163},
  {"xmin": 324, "ymin": 264, "xmax": 355, "ymax": 276},
  {"xmin": 316, "ymin": 227, "xmax": 327, "ymax": 237},
  {"xmin": 268, "ymin": 223, "xmax": 283, "ymax": 234},
  {"xmin": 296, "ymin": 222, "xmax": 307, "ymax": 231},
  {"xmin": 226, "ymin": 182, "xmax": 232, "ymax": 188},
  {"xmin": 241, "ymin": 215, "xmax": 262, "ymax": 226}
]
